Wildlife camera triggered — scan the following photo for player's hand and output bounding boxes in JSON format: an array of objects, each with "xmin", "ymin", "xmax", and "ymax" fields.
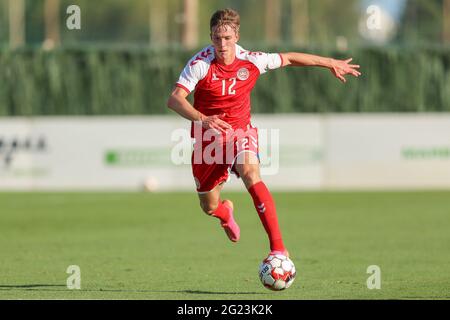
[
  {"xmin": 201, "ymin": 113, "xmax": 232, "ymax": 133},
  {"xmin": 330, "ymin": 58, "xmax": 361, "ymax": 83}
]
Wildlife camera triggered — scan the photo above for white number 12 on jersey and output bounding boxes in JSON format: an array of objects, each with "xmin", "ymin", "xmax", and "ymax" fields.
[{"xmin": 222, "ymin": 78, "xmax": 236, "ymax": 96}]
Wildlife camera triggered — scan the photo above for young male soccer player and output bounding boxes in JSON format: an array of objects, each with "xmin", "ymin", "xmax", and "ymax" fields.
[{"xmin": 167, "ymin": 8, "xmax": 361, "ymax": 257}]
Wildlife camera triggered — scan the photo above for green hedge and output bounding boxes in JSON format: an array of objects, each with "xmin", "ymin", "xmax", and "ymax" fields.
[{"xmin": 1, "ymin": 46, "xmax": 450, "ymax": 116}]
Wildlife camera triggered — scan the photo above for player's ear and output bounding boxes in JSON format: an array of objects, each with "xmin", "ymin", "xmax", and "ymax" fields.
[{"xmin": 236, "ymin": 32, "xmax": 240, "ymax": 42}]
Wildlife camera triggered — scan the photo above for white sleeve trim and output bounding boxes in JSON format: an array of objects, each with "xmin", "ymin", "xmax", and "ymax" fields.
[
  {"xmin": 254, "ymin": 53, "xmax": 282, "ymax": 75},
  {"xmin": 176, "ymin": 47, "xmax": 214, "ymax": 92},
  {"xmin": 236, "ymin": 45, "xmax": 282, "ymax": 75}
]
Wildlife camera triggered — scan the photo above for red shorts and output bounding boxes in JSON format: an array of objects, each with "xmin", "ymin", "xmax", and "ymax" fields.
[{"xmin": 191, "ymin": 124, "xmax": 259, "ymax": 193}]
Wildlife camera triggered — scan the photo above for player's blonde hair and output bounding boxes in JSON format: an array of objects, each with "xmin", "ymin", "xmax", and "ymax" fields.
[{"xmin": 210, "ymin": 8, "xmax": 240, "ymax": 34}]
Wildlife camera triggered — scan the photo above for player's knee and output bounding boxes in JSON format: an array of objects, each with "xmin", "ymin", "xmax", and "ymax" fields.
[
  {"xmin": 200, "ymin": 201, "xmax": 218, "ymax": 215},
  {"xmin": 240, "ymin": 169, "xmax": 261, "ymax": 186}
]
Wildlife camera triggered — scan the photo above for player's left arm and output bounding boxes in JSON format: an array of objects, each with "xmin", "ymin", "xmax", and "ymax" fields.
[{"xmin": 280, "ymin": 52, "xmax": 361, "ymax": 83}]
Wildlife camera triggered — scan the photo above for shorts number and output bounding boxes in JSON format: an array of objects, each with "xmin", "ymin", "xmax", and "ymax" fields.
[{"xmin": 240, "ymin": 138, "xmax": 248, "ymax": 150}]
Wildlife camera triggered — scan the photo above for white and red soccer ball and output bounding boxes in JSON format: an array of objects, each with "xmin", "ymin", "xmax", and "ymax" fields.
[{"xmin": 259, "ymin": 254, "xmax": 296, "ymax": 291}]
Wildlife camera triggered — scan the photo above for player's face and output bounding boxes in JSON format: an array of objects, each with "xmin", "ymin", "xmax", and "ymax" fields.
[{"xmin": 210, "ymin": 25, "xmax": 239, "ymax": 62}]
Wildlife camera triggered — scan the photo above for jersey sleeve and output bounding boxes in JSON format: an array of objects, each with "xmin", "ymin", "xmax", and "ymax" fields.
[
  {"xmin": 252, "ymin": 52, "xmax": 283, "ymax": 75},
  {"xmin": 176, "ymin": 57, "xmax": 210, "ymax": 93}
]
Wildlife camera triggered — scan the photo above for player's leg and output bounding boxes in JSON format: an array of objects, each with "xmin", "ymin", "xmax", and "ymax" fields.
[
  {"xmin": 234, "ymin": 151, "xmax": 288, "ymax": 255},
  {"xmin": 198, "ymin": 181, "xmax": 223, "ymax": 214},
  {"xmin": 192, "ymin": 135, "xmax": 240, "ymax": 242},
  {"xmin": 198, "ymin": 182, "xmax": 240, "ymax": 242}
]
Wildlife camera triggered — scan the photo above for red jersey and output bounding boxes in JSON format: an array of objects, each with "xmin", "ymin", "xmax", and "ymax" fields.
[{"xmin": 176, "ymin": 44, "xmax": 283, "ymax": 133}]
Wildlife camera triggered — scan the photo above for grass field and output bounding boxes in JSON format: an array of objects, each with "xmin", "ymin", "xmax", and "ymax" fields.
[{"xmin": 0, "ymin": 191, "xmax": 449, "ymax": 300}]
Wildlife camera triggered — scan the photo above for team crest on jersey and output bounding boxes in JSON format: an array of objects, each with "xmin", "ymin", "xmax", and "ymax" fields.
[{"xmin": 237, "ymin": 68, "xmax": 249, "ymax": 81}]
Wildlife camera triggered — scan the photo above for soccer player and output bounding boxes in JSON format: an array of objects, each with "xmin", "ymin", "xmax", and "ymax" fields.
[{"xmin": 167, "ymin": 8, "xmax": 361, "ymax": 257}]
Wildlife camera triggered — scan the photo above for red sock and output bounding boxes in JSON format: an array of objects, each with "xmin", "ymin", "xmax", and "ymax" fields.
[
  {"xmin": 212, "ymin": 200, "xmax": 230, "ymax": 223},
  {"xmin": 248, "ymin": 181, "xmax": 285, "ymax": 252}
]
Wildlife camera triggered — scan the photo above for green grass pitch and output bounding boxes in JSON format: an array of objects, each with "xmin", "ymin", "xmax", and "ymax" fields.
[{"xmin": 0, "ymin": 190, "xmax": 449, "ymax": 300}]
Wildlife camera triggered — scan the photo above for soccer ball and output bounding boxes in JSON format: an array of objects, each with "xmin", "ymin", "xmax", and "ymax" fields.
[
  {"xmin": 258, "ymin": 254, "xmax": 296, "ymax": 291},
  {"xmin": 143, "ymin": 176, "xmax": 159, "ymax": 192}
]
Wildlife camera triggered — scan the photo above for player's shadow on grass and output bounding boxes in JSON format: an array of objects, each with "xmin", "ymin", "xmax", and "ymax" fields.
[
  {"xmin": 0, "ymin": 285, "xmax": 265, "ymax": 295},
  {"xmin": 0, "ymin": 284, "xmax": 67, "ymax": 290},
  {"xmin": 80, "ymin": 289, "xmax": 266, "ymax": 295},
  {"xmin": 179, "ymin": 289, "xmax": 265, "ymax": 295}
]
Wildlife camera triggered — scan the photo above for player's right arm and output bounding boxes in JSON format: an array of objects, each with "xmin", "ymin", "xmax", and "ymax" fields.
[
  {"xmin": 167, "ymin": 87, "xmax": 202, "ymax": 122},
  {"xmin": 167, "ymin": 87, "xmax": 232, "ymax": 133}
]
